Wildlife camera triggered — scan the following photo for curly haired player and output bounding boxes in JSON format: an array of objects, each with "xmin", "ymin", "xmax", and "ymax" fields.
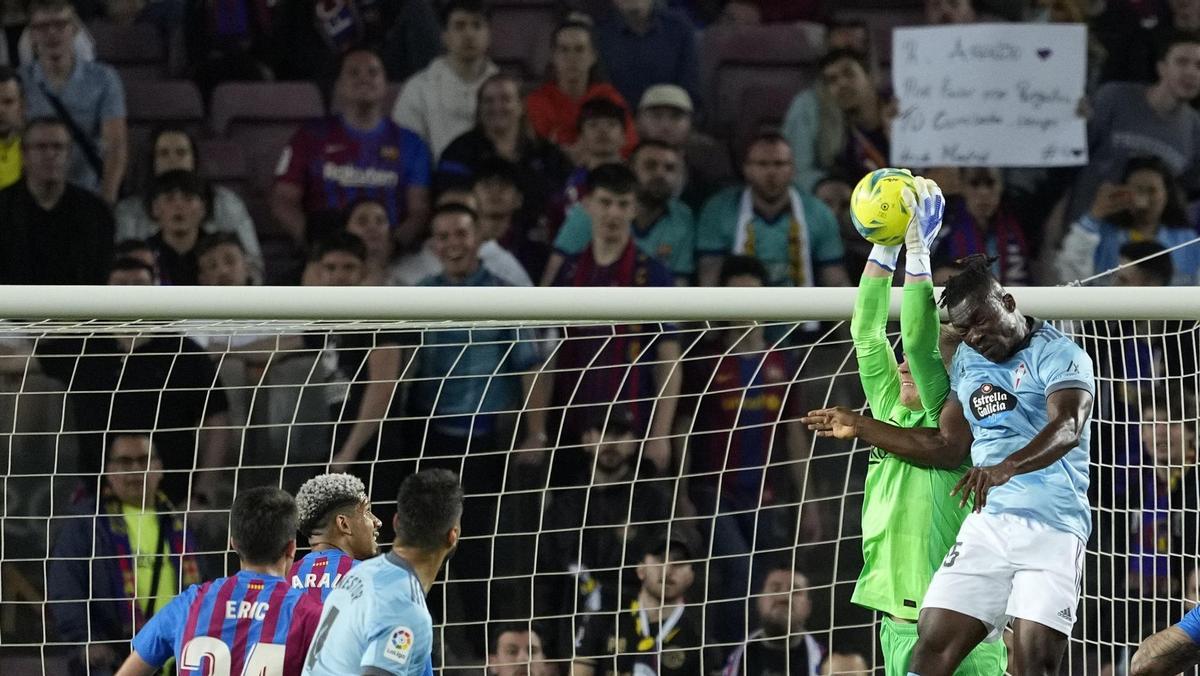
[{"xmin": 290, "ymin": 473, "xmax": 382, "ymax": 601}]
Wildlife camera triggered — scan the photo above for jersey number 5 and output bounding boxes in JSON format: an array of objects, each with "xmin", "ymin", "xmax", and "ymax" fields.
[{"xmin": 180, "ymin": 636, "xmax": 285, "ymax": 676}]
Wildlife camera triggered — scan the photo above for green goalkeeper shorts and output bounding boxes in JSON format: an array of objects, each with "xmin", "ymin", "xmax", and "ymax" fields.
[{"xmin": 880, "ymin": 616, "xmax": 1007, "ymax": 676}]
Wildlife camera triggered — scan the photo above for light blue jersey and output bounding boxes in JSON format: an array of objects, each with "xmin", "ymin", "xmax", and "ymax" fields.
[
  {"xmin": 950, "ymin": 320, "xmax": 1094, "ymax": 541},
  {"xmin": 302, "ymin": 551, "xmax": 434, "ymax": 676}
]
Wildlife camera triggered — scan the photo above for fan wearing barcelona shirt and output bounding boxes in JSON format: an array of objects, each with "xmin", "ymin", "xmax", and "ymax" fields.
[
  {"xmin": 291, "ymin": 473, "xmax": 383, "ymax": 601},
  {"xmin": 273, "ymin": 47, "xmax": 432, "ymax": 248},
  {"xmin": 115, "ymin": 487, "xmax": 322, "ymax": 676}
]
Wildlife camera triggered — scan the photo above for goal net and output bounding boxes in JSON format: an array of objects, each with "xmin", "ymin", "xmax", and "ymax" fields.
[{"xmin": 0, "ymin": 286, "xmax": 1196, "ymax": 676}]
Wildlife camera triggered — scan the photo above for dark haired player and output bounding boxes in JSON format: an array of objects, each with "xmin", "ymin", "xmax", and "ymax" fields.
[
  {"xmin": 805, "ymin": 256, "xmax": 1094, "ymax": 676},
  {"xmin": 290, "ymin": 473, "xmax": 382, "ymax": 601},
  {"xmin": 116, "ymin": 487, "xmax": 321, "ymax": 676}
]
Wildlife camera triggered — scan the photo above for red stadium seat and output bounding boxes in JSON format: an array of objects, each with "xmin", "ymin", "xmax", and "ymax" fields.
[{"xmin": 699, "ymin": 23, "xmax": 827, "ymax": 138}]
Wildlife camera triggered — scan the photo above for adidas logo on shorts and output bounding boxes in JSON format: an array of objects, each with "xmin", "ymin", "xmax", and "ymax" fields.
[{"xmin": 1058, "ymin": 608, "xmax": 1073, "ymax": 621}]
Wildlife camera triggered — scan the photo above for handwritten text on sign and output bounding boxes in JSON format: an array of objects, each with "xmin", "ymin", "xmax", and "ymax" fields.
[{"xmin": 891, "ymin": 23, "xmax": 1087, "ymax": 167}]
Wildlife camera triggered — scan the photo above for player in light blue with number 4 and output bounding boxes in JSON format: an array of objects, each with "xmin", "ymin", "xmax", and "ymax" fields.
[{"xmin": 302, "ymin": 470, "xmax": 462, "ymax": 676}]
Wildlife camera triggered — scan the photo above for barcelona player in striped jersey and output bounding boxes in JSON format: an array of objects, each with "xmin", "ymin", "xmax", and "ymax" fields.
[
  {"xmin": 290, "ymin": 473, "xmax": 382, "ymax": 601},
  {"xmin": 116, "ymin": 487, "xmax": 321, "ymax": 676}
]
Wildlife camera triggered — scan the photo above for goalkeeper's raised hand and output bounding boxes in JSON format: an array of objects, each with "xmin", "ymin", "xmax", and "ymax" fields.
[{"xmin": 903, "ymin": 176, "xmax": 945, "ymax": 278}]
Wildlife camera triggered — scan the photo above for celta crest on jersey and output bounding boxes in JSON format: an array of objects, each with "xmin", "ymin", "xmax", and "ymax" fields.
[{"xmin": 969, "ymin": 382, "xmax": 1017, "ymax": 423}]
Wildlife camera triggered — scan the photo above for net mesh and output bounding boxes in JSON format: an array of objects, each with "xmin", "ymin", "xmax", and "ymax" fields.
[{"xmin": 0, "ymin": 313, "xmax": 1195, "ymax": 675}]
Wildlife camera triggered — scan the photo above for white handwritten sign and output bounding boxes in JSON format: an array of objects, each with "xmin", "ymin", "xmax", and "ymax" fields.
[{"xmin": 891, "ymin": 23, "xmax": 1087, "ymax": 167}]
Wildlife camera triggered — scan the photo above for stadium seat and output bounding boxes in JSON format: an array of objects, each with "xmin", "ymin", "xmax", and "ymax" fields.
[
  {"xmin": 196, "ymin": 139, "xmax": 249, "ymax": 197},
  {"xmin": 831, "ymin": 6, "xmax": 926, "ymax": 69},
  {"xmin": 123, "ymin": 80, "xmax": 206, "ymax": 181},
  {"xmin": 89, "ymin": 20, "xmax": 168, "ymax": 81},
  {"xmin": 732, "ymin": 84, "xmax": 798, "ymax": 162},
  {"xmin": 489, "ymin": 2, "xmax": 561, "ymax": 82},
  {"xmin": 699, "ymin": 23, "xmax": 827, "ymax": 138}
]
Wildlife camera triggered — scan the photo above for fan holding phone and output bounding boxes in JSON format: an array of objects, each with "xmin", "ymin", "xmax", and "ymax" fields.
[{"xmin": 1057, "ymin": 156, "xmax": 1200, "ymax": 285}]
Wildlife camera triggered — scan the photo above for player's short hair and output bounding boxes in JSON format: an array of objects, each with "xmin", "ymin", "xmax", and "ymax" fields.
[
  {"xmin": 818, "ymin": 47, "xmax": 870, "ymax": 73},
  {"xmin": 938, "ymin": 254, "xmax": 1002, "ymax": 310},
  {"xmin": 576, "ymin": 97, "xmax": 626, "ymax": 132},
  {"xmin": 719, "ymin": 255, "xmax": 768, "ymax": 287},
  {"xmin": 395, "ymin": 469, "xmax": 463, "ymax": 551},
  {"xmin": 1118, "ymin": 240, "xmax": 1174, "ymax": 286},
  {"xmin": 231, "ymin": 487, "xmax": 297, "ymax": 565},
  {"xmin": 310, "ymin": 230, "xmax": 367, "ymax": 264},
  {"xmin": 1157, "ymin": 29, "xmax": 1200, "ymax": 63},
  {"xmin": 586, "ymin": 163, "xmax": 637, "ymax": 196},
  {"xmin": 488, "ymin": 622, "xmax": 544, "ymax": 655},
  {"xmin": 295, "ymin": 473, "xmax": 369, "ymax": 537},
  {"xmin": 440, "ymin": 0, "xmax": 490, "ymax": 27}
]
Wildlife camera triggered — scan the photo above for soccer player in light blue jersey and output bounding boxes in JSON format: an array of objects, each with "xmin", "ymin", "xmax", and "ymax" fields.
[
  {"xmin": 302, "ymin": 469, "xmax": 462, "ymax": 676},
  {"xmin": 805, "ymin": 255, "xmax": 1095, "ymax": 676}
]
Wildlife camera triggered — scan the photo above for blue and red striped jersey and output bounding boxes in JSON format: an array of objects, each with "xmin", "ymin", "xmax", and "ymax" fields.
[
  {"xmin": 289, "ymin": 548, "xmax": 358, "ymax": 601},
  {"xmin": 131, "ymin": 569, "xmax": 320, "ymax": 675}
]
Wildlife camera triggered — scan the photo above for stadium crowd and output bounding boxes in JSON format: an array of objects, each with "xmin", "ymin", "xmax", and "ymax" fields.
[{"xmin": 1, "ymin": 0, "xmax": 1200, "ymax": 674}]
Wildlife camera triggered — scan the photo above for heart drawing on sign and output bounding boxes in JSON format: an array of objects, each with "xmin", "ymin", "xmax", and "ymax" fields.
[{"xmin": 1037, "ymin": 48, "xmax": 1053, "ymax": 59}]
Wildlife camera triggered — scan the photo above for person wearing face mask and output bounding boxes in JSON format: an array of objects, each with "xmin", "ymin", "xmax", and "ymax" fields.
[
  {"xmin": 932, "ymin": 167, "xmax": 1031, "ymax": 286},
  {"xmin": 115, "ymin": 126, "xmax": 262, "ymax": 282},
  {"xmin": 437, "ymin": 72, "xmax": 571, "ymax": 230},
  {"xmin": 1057, "ymin": 156, "xmax": 1200, "ymax": 285}
]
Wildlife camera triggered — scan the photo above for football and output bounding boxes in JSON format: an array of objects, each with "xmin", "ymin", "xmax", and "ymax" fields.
[{"xmin": 849, "ymin": 168, "xmax": 917, "ymax": 246}]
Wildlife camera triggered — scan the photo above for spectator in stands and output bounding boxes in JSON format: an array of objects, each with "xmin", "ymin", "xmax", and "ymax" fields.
[
  {"xmin": 722, "ymin": 566, "xmax": 824, "ymax": 676},
  {"xmin": 548, "ymin": 164, "xmax": 682, "ymax": 473},
  {"xmin": 0, "ymin": 117, "xmax": 113, "ymax": 284},
  {"xmin": 1067, "ymin": 31, "xmax": 1200, "ymax": 225},
  {"xmin": 1058, "ymin": 156, "xmax": 1200, "ymax": 285},
  {"xmin": 634, "ymin": 84, "xmax": 732, "ymax": 212},
  {"xmin": 143, "ymin": 169, "xmax": 211, "ymax": 286},
  {"xmin": 20, "ymin": 0, "xmax": 127, "ymax": 203},
  {"xmin": 561, "ymin": 97, "xmax": 628, "ymax": 208},
  {"xmin": 108, "ymin": 255, "xmax": 157, "ymax": 285},
  {"xmin": 526, "ymin": 18, "xmax": 637, "ymax": 156},
  {"xmin": 437, "ymin": 73, "xmax": 572, "ymax": 231},
  {"xmin": 925, "ymin": 0, "xmax": 977, "ymax": 23},
  {"xmin": 536, "ymin": 407, "xmax": 680, "ymax": 656},
  {"xmin": 411, "ymin": 203, "xmax": 550, "ymax": 659},
  {"xmin": 594, "ymin": 0, "xmax": 701, "ymax": 113},
  {"xmin": 185, "ymin": 0, "xmax": 273, "ymax": 97},
  {"xmin": 196, "ymin": 232, "xmax": 251, "ymax": 286},
  {"xmin": 0, "ymin": 65, "xmax": 22, "ymax": 190},
  {"xmin": 544, "ymin": 140, "xmax": 694, "ymax": 285},
  {"xmin": 813, "ymin": 176, "xmax": 870, "ymax": 283},
  {"xmin": 931, "ymin": 167, "xmax": 1032, "ymax": 286},
  {"xmin": 274, "ymin": 47, "xmax": 432, "ymax": 248},
  {"xmin": 487, "ymin": 623, "xmax": 555, "ymax": 676},
  {"xmin": 573, "ymin": 531, "xmax": 709, "ymax": 676},
  {"xmin": 389, "ymin": 186, "xmax": 478, "ymax": 285},
  {"xmin": 826, "ymin": 17, "xmax": 870, "ymax": 53},
  {"xmin": 1115, "ymin": 240, "xmax": 1175, "ymax": 287},
  {"xmin": 697, "ymin": 133, "xmax": 849, "ymax": 288},
  {"xmin": 49, "ymin": 434, "xmax": 201, "ymax": 676},
  {"xmin": 474, "ymin": 158, "xmax": 548, "ymax": 281},
  {"xmin": 271, "ymin": 0, "xmax": 442, "ymax": 87},
  {"xmin": 392, "ymin": 0, "xmax": 498, "ymax": 158},
  {"xmin": 115, "ymin": 126, "xmax": 262, "ymax": 283},
  {"xmin": 310, "ymin": 233, "xmax": 410, "ymax": 475},
  {"xmin": 686, "ymin": 256, "xmax": 813, "ymax": 645},
  {"xmin": 114, "ymin": 238, "xmax": 158, "ymax": 278},
  {"xmin": 342, "ymin": 198, "xmax": 401, "ymax": 286},
  {"xmin": 782, "ymin": 49, "xmax": 892, "ymax": 192}
]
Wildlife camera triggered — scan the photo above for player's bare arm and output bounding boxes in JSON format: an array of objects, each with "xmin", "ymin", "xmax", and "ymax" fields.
[
  {"xmin": 801, "ymin": 395, "xmax": 972, "ymax": 469},
  {"xmin": 952, "ymin": 387, "xmax": 1092, "ymax": 510},
  {"xmin": 1131, "ymin": 626, "xmax": 1200, "ymax": 676}
]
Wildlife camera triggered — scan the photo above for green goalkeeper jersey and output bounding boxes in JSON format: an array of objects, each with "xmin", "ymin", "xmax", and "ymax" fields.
[{"xmin": 849, "ymin": 276, "xmax": 973, "ymax": 620}]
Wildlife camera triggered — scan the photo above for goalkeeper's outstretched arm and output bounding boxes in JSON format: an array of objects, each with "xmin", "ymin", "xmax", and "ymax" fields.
[{"xmin": 1131, "ymin": 625, "xmax": 1200, "ymax": 676}]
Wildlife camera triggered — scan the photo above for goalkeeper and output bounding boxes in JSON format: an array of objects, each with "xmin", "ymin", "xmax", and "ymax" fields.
[{"xmin": 848, "ymin": 176, "xmax": 1005, "ymax": 676}]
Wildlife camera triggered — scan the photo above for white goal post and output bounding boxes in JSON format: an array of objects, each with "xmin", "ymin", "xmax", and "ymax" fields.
[{"xmin": 0, "ymin": 284, "xmax": 1197, "ymax": 676}]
